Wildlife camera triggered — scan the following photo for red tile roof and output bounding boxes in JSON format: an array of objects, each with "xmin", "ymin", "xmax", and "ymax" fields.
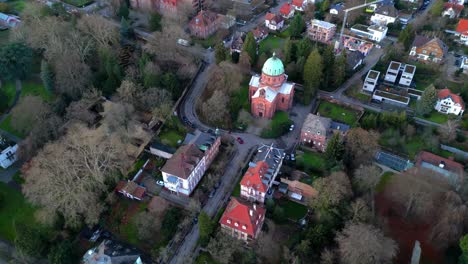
[
  {"xmin": 240, "ymin": 161, "xmax": 269, "ymax": 193},
  {"xmin": 280, "ymin": 3, "xmax": 293, "ymax": 16},
  {"xmin": 115, "ymin": 181, "xmax": 146, "ymax": 199},
  {"xmin": 292, "ymin": 0, "xmax": 305, "ymax": 8},
  {"xmin": 444, "ymin": 2, "xmax": 464, "ymax": 12},
  {"xmin": 219, "ymin": 198, "xmax": 265, "ymax": 237},
  {"xmin": 189, "ymin": 10, "xmax": 219, "ymax": 28},
  {"xmin": 265, "ymin": 12, "xmax": 275, "ymax": 21},
  {"xmin": 415, "ymin": 151, "xmax": 464, "ymax": 178},
  {"xmin": 438, "ymin": 88, "xmax": 465, "ymax": 110},
  {"xmin": 456, "ymin": 19, "xmax": 468, "ymax": 36},
  {"xmin": 161, "ymin": 144, "xmax": 204, "ymax": 179}
]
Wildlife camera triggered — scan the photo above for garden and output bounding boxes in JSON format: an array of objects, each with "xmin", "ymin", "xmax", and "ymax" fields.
[
  {"xmin": 258, "ymin": 35, "xmax": 286, "ymax": 56},
  {"xmin": 296, "ymin": 149, "xmax": 326, "ymax": 176},
  {"xmin": 316, "ymin": 101, "xmax": 361, "ymax": 125},
  {"xmin": 260, "ymin": 111, "xmax": 293, "ymax": 138},
  {"xmin": 157, "ymin": 116, "xmax": 187, "ymax": 148}
]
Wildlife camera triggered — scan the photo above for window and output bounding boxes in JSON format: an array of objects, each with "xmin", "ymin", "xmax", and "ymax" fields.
[
  {"xmin": 234, "ymin": 222, "xmax": 239, "ymax": 227},
  {"xmin": 227, "ymin": 219, "xmax": 231, "ymax": 224},
  {"xmin": 422, "ymin": 50, "xmax": 427, "ymax": 54},
  {"xmin": 282, "ymin": 97, "xmax": 285, "ymax": 103},
  {"xmin": 242, "ymin": 225, "xmax": 247, "ymax": 230}
]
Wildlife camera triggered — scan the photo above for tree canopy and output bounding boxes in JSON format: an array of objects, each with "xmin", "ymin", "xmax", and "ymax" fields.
[
  {"xmin": 0, "ymin": 42, "xmax": 33, "ymax": 81},
  {"xmin": 303, "ymin": 49, "xmax": 323, "ymax": 104}
]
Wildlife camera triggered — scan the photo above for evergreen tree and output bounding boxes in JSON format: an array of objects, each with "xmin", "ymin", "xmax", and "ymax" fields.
[
  {"xmin": 321, "ymin": 45, "xmax": 335, "ymax": 90},
  {"xmin": 430, "ymin": 0, "xmax": 444, "ymax": 16},
  {"xmin": 120, "ymin": 17, "xmax": 133, "ymax": 42},
  {"xmin": 242, "ymin": 32, "xmax": 257, "ymax": 65},
  {"xmin": 459, "ymin": 235, "xmax": 468, "ymax": 264},
  {"xmin": 15, "ymin": 223, "xmax": 46, "ymax": 258},
  {"xmin": 416, "ymin": 85, "xmax": 438, "ymax": 116},
  {"xmin": 0, "ymin": 89, "xmax": 8, "ymax": 113},
  {"xmin": 303, "ymin": 49, "xmax": 323, "ymax": 104},
  {"xmin": 296, "ymin": 38, "xmax": 312, "ymax": 58},
  {"xmin": 149, "ymin": 13, "xmax": 162, "ymax": 32},
  {"xmin": 117, "ymin": 1, "xmax": 129, "ymax": 19},
  {"xmin": 40, "ymin": 59, "xmax": 55, "ymax": 93},
  {"xmin": 398, "ymin": 24, "xmax": 415, "ymax": 51},
  {"xmin": 283, "ymin": 37, "xmax": 295, "ymax": 64},
  {"xmin": 48, "ymin": 241, "xmax": 74, "ymax": 264},
  {"xmin": 320, "ymin": 0, "xmax": 330, "ymax": 13},
  {"xmin": 324, "ymin": 133, "xmax": 344, "ymax": 168},
  {"xmin": 332, "ymin": 53, "xmax": 346, "ymax": 88},
  {"xmin": 199, "ymin": 212, "xmax": 214, "ymax": 246},
  {"xmin": 290, "ymin": 14, "xmax": 306, "ymax": 38},
  {"xmin": 0, "ymin": 42, "xmax": 33, "ymax": 80},
  {"xmin": 215, "ymin": 42, "xmax": 227, "ymax": 64}
]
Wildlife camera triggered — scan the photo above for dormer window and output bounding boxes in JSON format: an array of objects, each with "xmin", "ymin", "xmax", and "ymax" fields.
[
  {"xmin": 234, "ymin": 222, "xmax": 239, "ymax": 227},
  {"xmin": 227, "ymin": 219, "xmax": 231, "ymax": 224},
  {"xmin": 242, "ymin": 225, "xmax": 247, "ymax": 230}
]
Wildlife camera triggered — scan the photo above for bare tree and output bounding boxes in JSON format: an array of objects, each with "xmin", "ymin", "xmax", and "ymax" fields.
[
  {"xmin": 206, "ymin": 231, "xmax": 243, "ymax": 264},
  {"xmin": 353, "ymin": 165, "xmax": 381, "ymax": 214},
  {"xmin": 336, "ymin": 223, "xmax": 398, "ymax": 264},
  {"xmin": 320, "ymin": 248, "xmax": 337, "ymax": 264},
  {"xmin": 54, "ymin": 50, "xmax": 92, "ymax": 98},
  {"xmin": 201, "ymin": 90, "xmax": 229, "ymax": 125},
  {"xmin": 311, "ymin": 171, "xmax": 353, "ymax": 211},
  {"xmin": 348, "ymin": 198, "xmax": 371, "ymax": 223},
  {"xmin": 77, "ymin": 15, "xmax": 119, "ymax": 50},
  {"xmin": 117, "ymin": 80, "xmax": 141, "ymax": 105},
  {"xmin": 22, "ymin": 124, "xmax": 127, "ymax": 227},
  {"xmin": 135, "ymin": 211, "xmax": 162, "ymax": 241},
  {"xmin": 345, "ymin": 128, "xmax": 379, "ymax": 168},
  {"xmin": 438, "ymin": 119, "xmax": 460, "ymax": 142},
  {"xmin": 10, "ymin": 96, "xmax": 51, "ymax": 135}
]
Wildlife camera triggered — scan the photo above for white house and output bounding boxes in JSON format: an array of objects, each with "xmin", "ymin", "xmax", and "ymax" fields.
[
  {"xmin": 265, "ymin": 13, "xmax": 284, "ymax": 31},
  {"xmin": 435, "ymin": 89, "xmax": 465, "ymax": 116},
  {"xmin": 350, "ymin": 24, "xmax": 388, "ymax": 42},
  {"xmin": 330, "ymin": 3, "xmax": 344, "ymax": 15},
  {"xmin": 370, "ymin": 5, "xmax": 398, "ymax": 26},
  {"xmin": 459, "ymin": 56, "xmax": 468, "ymax": 71},
  {"xmin": 442, "ymin": 3, "xmax": 464, "ymax": 19},
  {"xmin": 456, "ymin": 19, "xmax": 468, "ymax": 45},
  {"xmin": 0, "ymin": 137, "xmax": 17, "ymax": 169},
  {"xmin": 363, "ymin": 70, "xmax": 380, "ymax": 93},
  {"xmin": 292, "ymin": 0, "xmax": 313, "ymax": 11}
]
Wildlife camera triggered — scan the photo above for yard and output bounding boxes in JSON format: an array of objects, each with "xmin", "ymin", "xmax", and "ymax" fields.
[
  {"xmin": 258, "ymin": 35, "xmax": 286, "ymax": 56},
  {"xmin": 0, "ymin": 115, "xmax": 26, "ymax": 138},
  {"xmin": 422, "ymin": 111, "xmax": 449, "ymax": 124},
  {"xmin": 158, "ymin": 116, "xmax": 187, "ymax": 148},
  {"xmin": 277, "ymin": 199, "xmax": 308, "ymax": 221},
  {"xmin": 260, "ymin": 111, "xmax": 293, "ymax": 138},
  {"xmin": 0, "ymin": 81, "xmax": 16, "ymax": 110},
  {"xmin": 316, "ymin": 101, "xmax": 360, "ymax": 125},
  {"xmin": 21, "ymin": 80, "xmax": 54, "ymax": 102},
  {"xmin": 0, "ymin": 182, "xmax": 39, "ymax": 241},
  {"xmin": 296, "ymin": 150, "xmax": 326, "ymax": 175}
]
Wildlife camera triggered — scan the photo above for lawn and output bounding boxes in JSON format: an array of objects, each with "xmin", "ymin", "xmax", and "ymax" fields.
[
  {"xmin": 1, "ymin": 81, "xmax": 16, "ymax": 110},
  {"xmin": 422, "ymin": 111, "xmax": 449, "ymax": 124},
  {"xmin": 259, "ymin": 35, "xmax": 286, "ymax": 56},
  {"xmin": 7, "ymin": 0, "xmax": 26, "ymax": 12},
  {"xmin": 159, "ymin": 130, "xmax": 184, "ymax": 148},
  {"xmin": 376, "ymin": 171, "xmax": 394, "ymax": 193},
  {"xmin": 61, "ymin": 0, "xmax": 94, "ymax": 7},
  {"xmin": 0, "ymin": 115, "xmax": 26, "ymax": 138},
  {"xmin": 0, "ymin": 182, "xmax": 38, "ymax": 241},
  {"xmin": 279, "ymin": 199, "xmax": 308, "ymax": 221},
  {"xmin": 21, "ymin": 81, "xmax": 54, "ymax": 102},
  {"xmin": 261, "ymin": 111, "xmax": 293, "ymax": 138},
  {"xmin": 296, "ymin": 150, "xmax": 325, "ymax": 174},
  {"xmin": 317, "ymin": 101, "xmax": 360, "ymax": 125}
]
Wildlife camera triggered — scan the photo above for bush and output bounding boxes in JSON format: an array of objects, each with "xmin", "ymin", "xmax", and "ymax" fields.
[{"xmin": 261, "ymin": 112, "xmax": 293, "ymax": 138}]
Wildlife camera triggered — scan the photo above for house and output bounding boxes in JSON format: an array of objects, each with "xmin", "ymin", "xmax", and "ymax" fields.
[
  {"xmin": 375, "ymin": 151, "xmax": 413, "ymax": 172},
  {"xmin": 343, "ymin": 36, "xmax": 373, "ymax": 56},
  {"xmin": 265, "ymin": 13, "xmax": 284, "ymax": 31},
  {"xmin": 455, "ymin": 19, "xmax": 468, "ymax": 45},
  {"xmin": 292, "ymin": 0, "xmax": 313, "ymax": 11},
  {"xmin": 307, "ymin": 19, "xmax": 336, "ymax": 44},
  {"xmin": 83, "ymin": 239, "xmax": 146, "ymax": 264},
  {"xmin": 442, "ymin": 3, "xmax": 464, "ymax": 18},
  {"xmin": 346, "ymin": 51, "xmax": 364, "ymax": 71},
  {"xmin": 219, "ymin": 197, "xmax": 266, "ymax": 241},
  {"xmin": 459, "ymin": 56, "xmax": 468, "ymax": 71},
  {"xmin": 362, "ymin": 70, "xmax": 380, "ymax": 93},
  {"xmin": 350, "ymin": 24, "xmax": 388, "ymax": 42},
  {"xmin": 150, "ymin": 142, "xmax": 175, "ymax": 159},
  {"xmin": 0, "ymin": 137, "xmax": 17, "ymax": 169},
  {"xmin": 115, "ymin": 181, "xmax": 146, "ymax": 200},
  {"xmin": 0, "ymin": 13, "xmax": 20, "ymax": 28},
  {"xmin": 384, "ymin": 61, "xmax": 401, "ymax": 83},
  {"xmin": 131, "ymin": 0, "xmax": 203, "ymax": 14},
  {"xmin": 330, "ymin": 3, "xmax": 344, "ymax": 15},
  {"xmin": 409, "ymin": 35, "xmax": 447, "ymax": 64},
  {"xmin": 435, "ymin": 88, "xmax": 465, "ymax": 116},
  {"xmin": 300, "ymin": 113, "xmax": 349, "ymax": 151},
  {"xmin": 415, "ymin": 151, "xmax": 464, "ymax": 189},
  {"xmin": 280, "ymin": 3, "xmax": 295, "ymax": 19},
  {"xmin": 383, "ymin": 61, "xmax": 417, "ymax": 85},
  {"xmin": 249, "ymin": 53, "xmax": 295, "ymax": 119},
  {"xmin": 398, "ymin": 12, "xmax": 412, "ymax": 25},
  {"xmin": 240, "ymin": 144, "xmax": 285, "ymax": 203},
  {"xmin": 398, "ymin": 64, "xmax": 416, "ymax": 87},
  {"xmin": 450, "ymin": 0, "xmax": 465, "ymax": 6},
  {"xmin": 161, "ymin": 130, "xmax": 221, "ymax": 196},
  {"xmin": 280, "ymin": 178, "xmax": 318, "ymax": 203},
  {"xmin": 372, "ymin": 89, "xmax": 410, "ymax": 106},
  {"xmin": 370, "ymin": 5, "xmax": 398, "ymax": 26},
  {"xmin": 230, "ymin": 31, "xmax": 245, "ymax": 54},
  {"xmin": 251, "ymin": 26, "xmax": 268, "ymax": 43},
  {"xmin": 188, "ymin": 10, "xmax": 221, "ymax": 39}
]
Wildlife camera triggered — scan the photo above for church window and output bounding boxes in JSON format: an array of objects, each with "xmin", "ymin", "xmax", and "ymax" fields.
[{"xmin": 282, "ymin": 97, "xmax": 285, "ymax": 103}]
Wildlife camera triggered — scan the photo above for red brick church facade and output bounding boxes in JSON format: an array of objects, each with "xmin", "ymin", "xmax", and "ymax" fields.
[{"xmin": 249, "ymin": 54, "xmax": 295, "ymax": 119}]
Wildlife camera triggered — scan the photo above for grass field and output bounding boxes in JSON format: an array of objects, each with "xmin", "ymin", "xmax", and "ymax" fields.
[
  {"xmin": 296, "ymin": 150, "xmax": 325, "ymax": 174},
  {"xmin": 279, "ymin": 199, "xmax": 308, "ymax": 221},
  {"xmin": 159, "ymin": 130, "xmax": 184, "ymax": 148},
  {"xmin": 317, "ymin": 101, "xmax": 360, "ymax": 125},
  {"xmin": 259, "ymin": 35, "xmax": 286, "ymax": 56},
  {"xmin": 0, "ymin": 115, "xmax": 25, "ymax": 138},
  {"xmin": 422, "ymin": 111, "xmax": 449, "ymax": 124},
  {"xmin": 0, "ymin": 182, "xmax": 38, "ymax": 241},
  {"xmin": 21, "ymin": 81, "xmax": 54, "ymax": 102},
  {"xmin": 261, "ymin": 111, "xmax": 293, "ymax": 138},
  {"xmin": 1, "ymin": 81, "xmax": 16, "ymax": 109}
]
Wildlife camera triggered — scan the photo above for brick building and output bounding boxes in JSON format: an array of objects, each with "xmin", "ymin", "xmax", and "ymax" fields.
[
  {"xmin": 130, "ymin": 0, "xmax": 204, "ymax": 14},
  {"xmin": 249, "ymin": 53, "xmax": 295, "ymax": 119},
  {"xmin": 307, "ymin": 19, "xmax": 336, "ymax": 44},
  {"xmin": 300, "ymin": 113, "xmax": 349, "ymax": 151},
  {"xmin": 188, "ymin": 10, "xmax": 221, "ymax": 39}
]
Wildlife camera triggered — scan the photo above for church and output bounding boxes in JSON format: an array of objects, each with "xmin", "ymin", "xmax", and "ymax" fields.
[{"xmin": 249, "ymin": 53, "xmax": 295, "ymax": 119}]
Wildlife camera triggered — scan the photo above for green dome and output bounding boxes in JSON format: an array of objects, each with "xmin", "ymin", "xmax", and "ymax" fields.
[{"xmin": 262, "ymin": 53, "xmax": 284, "ymax": 76}]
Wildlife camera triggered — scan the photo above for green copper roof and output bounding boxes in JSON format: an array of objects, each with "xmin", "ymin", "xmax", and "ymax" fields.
[{"xmin": 262, "ymin": 53, "xmax": 284, "ymax": 76}]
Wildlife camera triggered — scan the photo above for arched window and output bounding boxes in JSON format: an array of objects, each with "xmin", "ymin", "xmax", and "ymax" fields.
[{"xmin": 282, "ymin": 97, "xmax": 285, "ymax": 103}]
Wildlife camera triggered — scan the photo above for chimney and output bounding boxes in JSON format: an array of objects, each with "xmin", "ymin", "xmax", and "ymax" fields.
[
  {"xmin": 249, "ymin": 209, "xmax": 253, "ymax": 217},
  {"xmin": 439, "ymin": 161, "xmax": 445, "ymax": 169}
]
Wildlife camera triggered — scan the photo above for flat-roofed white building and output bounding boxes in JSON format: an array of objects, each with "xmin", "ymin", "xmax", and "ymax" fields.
[
  {"xmin": 384, "ymin": 61, "xmax": 401, "ymax": 83},
  {"xmin": 363, "ymin": 70, "xmax": 380, "ymax": 93},
  {"xmin": 398, "ymin": 64, "xmax": 416, "ymax": 87},
  {"xmin": 350, "ymin": 24, "xmax": 388, "ymax": 42}
]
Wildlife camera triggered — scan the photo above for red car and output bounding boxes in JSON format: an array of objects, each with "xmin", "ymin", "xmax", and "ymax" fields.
[{"xmin": 236, "ymin": 137, "xmax": 244, "ymax": 144}]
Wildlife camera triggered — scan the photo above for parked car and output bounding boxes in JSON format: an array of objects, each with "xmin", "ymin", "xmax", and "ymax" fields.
[
  {"xmin": 90, "ymin": 229, "xmax": 102, "ymax": 242},
  {"xmin": 236, "ymin": 137, "xmax": 244, "ymax": 144},
  {"xmin": 209, "ymin": 189, "xmax": 216, "ymax": 198},
  {"xmin": 193, "ymin": 216, "xmax": 198, "ymax": 224},
  {"xmin": 156, "ymin": 180, "xmax": 164, "ymax": 186},
  {"xmin": 214, "ymin": 181, "xmax": 221, "ymax": 189},
  {"xmin": 290, "ymin": 153, "xmax": 295, "ymax": 161},
  {"xmin": 289, "ymin": 124, "xmax": 295, "ymax": 131},
  {"xmin": 183, "ymin": 116, "xmax": 189, "ymax": 123},
  {"xmin": 267, "ymin": 189, "xmax": 273, "ymax": 195}
]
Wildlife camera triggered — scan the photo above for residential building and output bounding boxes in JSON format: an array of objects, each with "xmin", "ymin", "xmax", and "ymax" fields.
[
  {"xmin": 330, "ymin": 3, "xmax": 344, "ymax": 15},
  {"xmin": 0, "ymin": 13, "xmax": 20, "ymax": 28},
  {"xmin": 0, "ymin": 137, "xmax": 17, "ymax": 169},
  {"xmin": 363, "ymin": 70, "xmax": 380, "ymax": 93},
  {"xmin": 149, "ymin": 142, "xmax": 175, "ymax": 159},
  {"xmin": 415, "ymin": 151, "xmax": 464, "ymax": 189},
  {"xmin": 240, "ymin": 144, "xmax": 285, "ymax": 203},
  {"xmin": 409, "ymin": 35, "xmax": 447, "ymax": 64},
  {"xmin": 383, "ymin": 61, "xmax": 401, "ymax": 83},
  {"xmin": 398, "ymin": 12, "xmax": 412, "ymax": 25},
  {"xmin": 398, "ymin": 64, "xmax": 416, "ymax": 87},
  {"xmin": 459, "ymin": 56, "xmax": 468, "ymax": 71},
  {"xmin": 280, "ymin": 3, "xmax": 295, "ymax": 19},
  {"xmin": 115, "ymin": 181, "xmax": 146, "ymax": 201},
  {"xmin": 370, "ymin": 5, "xmax": 398, "ymax": 26},
  {"xmin": 265, "ymin": 13, "xmax": 284, "ymax": 31},
  {"xmin": 435, "ymin": 88, "xmax": 465, "ymax": 116},
  {"xmin": 456, "ymin": 19, "xmax": 468, "ymax": 45},
  {"xmin": 350, "ymin": 24, "xmax": 388, "ymax": 42},
  {"xmin": 188, "ymin": 10, "xmax": 221, "ymax": 39},
  {"xmin": 251, "ymin": 26, "xmax": 269, "ymax": 43},
  {"xmin": 372, "ymin": 88, "xmax": 410, "ymax": 106},
  {"xmin": 249, "ymin": 53, "xmax": 295, "ymax": 119},
  {"xmin": 375, "ymin": 151, "xmax": 413, "ymax": 172},
  {"xmin": 343, "ymin": 36, "xmax": 373, "ymax": 55},
  {"xmin": 442, "ymin": 3, "xmax": 464, "ymax": 18},
  {"xmin": 307, "ymin": 19, "xmax": 336, "ymax": 44},
  {"xmin": 280, "ymin": 178, "xmax": 318, "ymax": 203},
  {"xmin": 130, "ymin": 0, "xmax": 204, "ymax": 14},
  {"xmin": 346, "ymin": 51, "xmax": 364, "ymax": 71},
  {"xmin": 230, "ymin": 31, "xmax": 245, "ymax": 54},
  {"xmin": 161, "ymin": 130, "xmax": 220, "ymax": 196},
  {"xmin": 300, "ymin": 113, "xmax": 349, "ymax": 151},
  {"xmin": 292, "ymin": 0, "xmax": 313, "ymax": 11},
  {"xmin": 82, "ymin": 239, "xmax": 145, "ymax": 264},
  {"xmin": 450, "ymin": 0, "xmax": 465, "ymax": 6},
  {"xmin": 219, "ymin": 197, "xmax": 266, "ymax": 241}
]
